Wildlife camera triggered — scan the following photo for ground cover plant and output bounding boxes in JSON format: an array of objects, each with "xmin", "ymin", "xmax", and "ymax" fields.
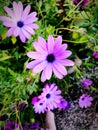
[{"xmin": 0, "ymin": 0, "xmax": 98, "ymax": 129}]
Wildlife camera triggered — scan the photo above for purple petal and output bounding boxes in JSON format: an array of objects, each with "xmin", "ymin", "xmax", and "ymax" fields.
[
  {"xmin": 47, "ymin": 35, "xmax": 55, "ymax": 53},
  {"xmin": 13, "ymin": 2, "xmax": 20, "ymax": 20},
  {"xmin": 64, "ymin": 50, "xmax": 72, "ymax": 58},
  {"xmin": 61, "ymin": 59, "xmax": 74, "ymax": 66},
  {"xmin": 0, "ymin": 16, "xmax": 12, "ymax": 22},
  {"xmin": 54, "ymin": 44, "xmax": 68, "ymax": 55},
  {"xmin": 24, "ymin": 17, "xmax": 38, "ymax": 24},
  {"xmin": 7, "ymin": 27, "xmax": 15, "ymax": 36},
  {"xmin": 23, "ymin": 26, "xmax": 35, "ymax": 34},
  {"xmin": 13, "ymin": 27, "xmax": 20, "ymax": 36},
  {"xmin": 33, "ymin": 61, "xmax": 47, "ymax": 73},
  {"xmin": 17, "ymin": 1, "xmax": 23, "ymax": 18},
  {"xmin": 44, "ymin": 64, "xmax": 52, "ymax": 80},
  {"xmin": 41, "ymin": 70, "xmax": 47, "ymax": 82},
  {"xmin": 27, "ymin": 52, "xmax": 46, "ymax": 60},
  {"xmin": 21, "ymin": 5, "xmax": 31, "ymax": 20},
  {"xmin": 22, "ymin": 29, "xmax": 31, "ymax": 39},
  {"xmin": 53, "ymin": 62, "xmax": 67, "ymax": 75},
  {"xmin": 53, "ymin": 66, "xmax": 63, "ymax": 79},
  {"xmin": 28, "ymin": 23, "xmax": 39, "ymax": 29},
  {"xmin": 38, "ymin": 36, "xmax": 47, "ymax": 51},
  {"xmin": 19, "ymin": 31, "xmax": 26, "ymax": 43},
  {"xmin": 54, "ymin": 36, "xmax": 62, "ymax": 46},
  {"xmin": 27, "ymin": 12, "xmax": 37, "ymax": 18},
  {"xmin": 33, "ymin": 41, "xmax": 48, "ymax": 54},
  {"xmin": 55, "ymin": 50, "xmax": 72, "ymax": 59},
  {"xmin": 26, "ymin": 60, "xmax": 41, "ymax": 69},
  {"xmin": 4, "ymin": 6, "xmax": 14, "ymax": 18},
  {"xmin": 24, "ymin": 12, "xmax": 38, "ymax": 24},
  {"xmin": 3, "ymin": 21, "xmax": 15, "ymax": 27}
]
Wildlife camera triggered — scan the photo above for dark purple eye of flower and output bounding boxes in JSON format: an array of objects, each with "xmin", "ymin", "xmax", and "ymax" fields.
[
  {"xmin": 17, "ymin": 21, "xmax": 24, "ymax": 28},
  {"xmin": 46, "ymin": 93, "xmax": 51, "ymax": 99},
  {"xmin": 46, "ymin": 54, "xmax": 55, "ymax": 62},
  {"xmin": 39, "ymin": 103, "xmax": 43, "ymax": 106},
  {"xmin": 81, "ymin": 97, "xmax": 85, "ymax": 100}
]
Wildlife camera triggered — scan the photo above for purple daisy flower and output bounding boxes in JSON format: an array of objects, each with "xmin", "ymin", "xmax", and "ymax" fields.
[
  {"xmin": 79, "ymin": 94, "xmax": 93, "ymax": 108},
  {"xmin": 0, "ymin": 1, "xmax": 38, "ymax": 42},
  {"xmin": 4, "ymin": 121, "xmax": 19, "ymax": 130},
  {"xmin": 73, "ymin": 0, "xmax": 89, "ymax": 8},
  {"xmin": 39, "ymin": 84, "xmax": 62, "ymax": 111},
  {"xmin": 33, "ymin": 99, "xmax": 47, "ymax": 114},
  {"xmin": 81, "ymin": 78, "xmax": 92, "ymax": 88},
  {"xmin": 26, "ymin": 35, "xmax": 74, "ymax": 82},
  {"xmin": 57, "ymin": 98, "xmax": 71, "ymax": 110}
]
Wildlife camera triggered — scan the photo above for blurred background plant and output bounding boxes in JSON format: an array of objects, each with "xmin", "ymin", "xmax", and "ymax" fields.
[{"xmin": 0, "ymin": 0, "xmax": 98, "ymax": 129}]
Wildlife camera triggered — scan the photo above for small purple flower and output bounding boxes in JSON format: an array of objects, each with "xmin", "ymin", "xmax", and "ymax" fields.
[
  {"xmin": 33, "ymin": 99, "xmax": 47, "ymax": 114},
  {"xmin": 0, "ymin": 1, "xmax": 38, "ymax": 42},
  {"xmin": 73, "ymin": 0, "xmax": 89, "ymax": 8},
  {"xmin": 57, "ymin": 98, "xmax": 71, "ymax": 110},
  {"xmin": 93, "ymin": 52, "xmax": 98, "ymax": 59},
  {"xmin": 38, "ymin": 84, "xmax": 62, "ymax": 111},
  {"xmin": 26, "ymin": 35, "xmax": 74, "ymax": 82},
  {"xmin": 79, "ymin": 94, "xmax": 93, "ymax": 108},
  {"xmin": 81, "ymin": 78, "xmax": 92, "ymax": 88},
  {"xmin": 4, "ymin": 121, "xmax": 19, "ymax": 130}
]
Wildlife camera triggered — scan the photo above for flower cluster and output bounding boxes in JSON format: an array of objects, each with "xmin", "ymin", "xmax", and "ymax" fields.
[
  {"xmin": 3, "ymin": 121, "xmax": 45, "ymax": 130},
  {"xmin": 32, "ymin": 84, "xmax": 70, "ymax": 113},
  {"xmin": 0, "ymin": 1, "xmax": 38, "ymax": 42},
  {"xmin": 4, "ymin": 121, "xmax": 19, "ymax": 130},
  {"xmin": 26, "ymin": 35, "xmax": 74, "ymax": 82}
]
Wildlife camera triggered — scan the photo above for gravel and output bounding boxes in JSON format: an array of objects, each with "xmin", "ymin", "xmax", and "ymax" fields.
[{"xmin": 54, "ymin": 101, "xmax": 98, "ymax": 130}]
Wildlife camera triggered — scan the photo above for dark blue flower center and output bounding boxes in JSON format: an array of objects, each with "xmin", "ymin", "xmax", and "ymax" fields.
[
  {"xmin": 39, "ymin": 103, "xmax": 43, "ymax": 106},
  {"xmin": 81, "ymin": 97, "xmax": 85, "ymax": 100},
  {"xmin": 17, "ymin": 21, "xmax": 24, "ymax": 28},
  {"xmin": 46, "ymin": 93, "xmax": 51, "ymax": 99},
  {"xmin": 46, "ymin": 54, "xmax": 55, "ymax": 63}
]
